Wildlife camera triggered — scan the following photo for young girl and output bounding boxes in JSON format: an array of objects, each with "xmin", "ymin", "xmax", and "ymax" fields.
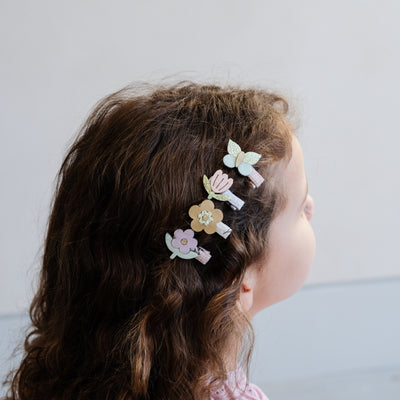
[{"xmin": 3, "ymin": 82, "xmax": 315, "ymax": 400}]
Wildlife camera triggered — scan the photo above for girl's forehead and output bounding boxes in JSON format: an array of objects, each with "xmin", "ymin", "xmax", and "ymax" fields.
[{"xmin": 279, "ymin": 136, "xmax": 306, "ymax": 202}]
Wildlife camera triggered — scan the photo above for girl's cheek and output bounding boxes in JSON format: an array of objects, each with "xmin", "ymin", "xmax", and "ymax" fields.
[{"xmin": 307, "ymin": 223, "xmax": 317, "ymax": 265}]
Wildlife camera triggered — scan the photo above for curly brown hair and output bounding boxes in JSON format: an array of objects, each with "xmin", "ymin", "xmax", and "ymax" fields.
[{"xmin": 2, "ymin": 82, "xmax": 293, "ymax": 400}]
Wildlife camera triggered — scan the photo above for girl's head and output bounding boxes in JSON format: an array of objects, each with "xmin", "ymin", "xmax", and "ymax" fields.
[
  {"xmin": 241, "ymin": 134, "xmax": 315, "ymax": 318},
  {"xmin": 4, "ymin": 82, "xmax": 315, "ymax": 400}
]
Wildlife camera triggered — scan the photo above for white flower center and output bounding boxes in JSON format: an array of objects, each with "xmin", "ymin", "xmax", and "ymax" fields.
[{"xmin": 198, "ymin": 210, "xmax": 213, "ymax": 226}]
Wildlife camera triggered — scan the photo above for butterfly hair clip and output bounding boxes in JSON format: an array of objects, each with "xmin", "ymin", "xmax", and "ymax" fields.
[{"xmin": 223, "ymin": 139, "xmax": 265, "ymax": 188}]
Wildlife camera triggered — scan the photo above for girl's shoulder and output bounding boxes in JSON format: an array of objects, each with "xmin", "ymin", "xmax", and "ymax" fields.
[{"xmin": 209, "ymin": 367, "xmax": 270, "ymax": 400}]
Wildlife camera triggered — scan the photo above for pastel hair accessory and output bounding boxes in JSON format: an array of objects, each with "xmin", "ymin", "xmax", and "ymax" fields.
[
  {"xmin": 203, "ymin": 170, "xmax": 245, "ymax": 211},
  {"xmin": 188, "ymin": 199, "xmax": 232, "ymax": 239},
  {"xmin": 164, "ymin": 138, "xmax": 263, "ymax": 265},
  {"xmin": 165, "ymin": 229, "xmax": 211, "ymax": 264},
  {"xmin": 223, "ymin": 139, "xmax": 265, "ymax": 188}
]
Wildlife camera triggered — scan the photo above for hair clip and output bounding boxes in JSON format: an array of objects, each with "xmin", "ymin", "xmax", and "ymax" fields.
[
  {"xmin": 164, "ymin": 139, "xmax": 263, "ymax": 265},
  {"xmin": 189, "ymin": 199, "xmax": 232, "ymax": 239},
  {"xmin": 165, "ymin": 229, "xmax": 211, "ymax": 264},
  {"xmin": 223, "ymin": 139, "xmax": 264, "ymax": 188},
  {"xmin": 203, "ymin": 170, "xmax": 245, "ymax": 211}
]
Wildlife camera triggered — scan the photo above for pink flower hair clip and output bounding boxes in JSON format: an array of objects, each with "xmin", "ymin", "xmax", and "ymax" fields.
[
  {"xmin": 223, "ymin": 139, "xmax": 264, "ymax": 188},
  {"xmin": 203, "ymin": 170, "xmax": 245, "ymax": 211},
  {"xmin": 165, "ymin": 229, "xmax": 211, "ymax": 265}
]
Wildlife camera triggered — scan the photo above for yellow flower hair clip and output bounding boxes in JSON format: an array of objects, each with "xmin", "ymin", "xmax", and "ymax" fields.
[{"xmin": 188, "ymin": 199, "xmax": 231, "ymax": 239}]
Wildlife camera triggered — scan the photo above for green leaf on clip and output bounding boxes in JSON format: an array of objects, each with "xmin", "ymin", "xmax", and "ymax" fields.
[
  {"xmin": 203, "ymin": 175, "xmax": 211, "ymax": 194},
  {"xmin": 214, "ymin": 194, "xmax": 231, "ymax": 202}
]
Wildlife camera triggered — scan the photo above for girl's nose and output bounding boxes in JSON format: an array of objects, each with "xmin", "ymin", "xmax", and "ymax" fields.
[{"xmin": 305, "ymin": 195, "xmax": 314, "ymax": 221}]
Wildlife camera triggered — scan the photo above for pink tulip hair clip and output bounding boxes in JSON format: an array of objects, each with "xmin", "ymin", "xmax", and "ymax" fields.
[
  {"xmin": 223, "ymin": 139, "xmax": 264, "ymax": 188},
  {"xmin": 203, "ymin": 170, "xmax": 245, "ymax": 211}
]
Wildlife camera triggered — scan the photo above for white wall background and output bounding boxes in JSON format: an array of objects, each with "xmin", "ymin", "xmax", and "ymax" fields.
[{"xmin": 1, "ymin": 0, "xmax": 400, "ymax": 315}]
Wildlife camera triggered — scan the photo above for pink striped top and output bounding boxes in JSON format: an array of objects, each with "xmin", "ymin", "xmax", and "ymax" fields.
[{"xmin": 209, "ymin": 367, "xmax": 269, "ymax": 400}]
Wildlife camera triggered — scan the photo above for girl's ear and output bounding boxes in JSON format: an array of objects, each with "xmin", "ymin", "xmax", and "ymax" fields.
[{"xmin": 237, "ymin": 266, "xmax": 259, "ymax": 316}]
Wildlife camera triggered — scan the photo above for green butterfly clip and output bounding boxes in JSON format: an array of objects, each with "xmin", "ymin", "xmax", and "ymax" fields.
[{"xmin": 223, "ymin": 139, "xmax": 261, "ymax": 176}]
